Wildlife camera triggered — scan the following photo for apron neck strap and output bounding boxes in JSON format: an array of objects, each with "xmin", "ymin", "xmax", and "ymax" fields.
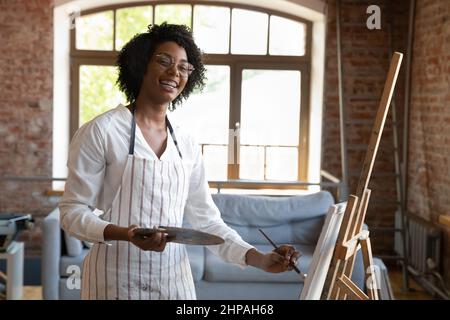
[
  {"xmin": 129, "ymin": 104, "xmax": 137, "ymax": 155},
  {"xmin": 129, "ymin": 103, "xmax": 183, "ymax": 159}
]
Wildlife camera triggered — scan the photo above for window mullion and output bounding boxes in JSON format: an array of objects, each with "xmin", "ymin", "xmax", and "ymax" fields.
[
  {"xmin": 266, "ymin": 14, "xmax": 271, "ymax": 55},
  {"xmin": 228, "ymin": 62, "xmax": 242, "ymax": 180},
  {"xmin": 190, "ymin": 4, "xmax": 193, "ymax": 28},
  {"xmin": 228, "ymin": 7, "xmax": 232, "ymax": 54},
  {"xmin": 151, "ymin": 5, "xmax": 154, "ymax": 24},
  {"xmin": 70, "ymin": 24, "xmax": 76, "ymax": 51},
  {"xmin": 299, "ymin": 66, "xmax": 310, "ymax": 181},
  {"xmin": 69, "ymin": 61, "xmax": 80, "ymax": 139},
  {"xmin": 264, "ymin": 146, "xmax": 267, "ymax": 180},
  {"xmin": 113, "ymin": 10, "xmax": 116, "ymax": 51}
]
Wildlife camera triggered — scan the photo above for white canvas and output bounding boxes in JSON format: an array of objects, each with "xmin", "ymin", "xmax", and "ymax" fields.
[{"xmin": 299, "ymin": 202, "xmax": 347, "ymax": 300}]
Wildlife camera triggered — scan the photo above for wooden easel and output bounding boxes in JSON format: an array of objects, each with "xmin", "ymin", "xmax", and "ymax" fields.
[{"xmin": 321, "ymin": 52, "xmax": 403, "ymax": 300}]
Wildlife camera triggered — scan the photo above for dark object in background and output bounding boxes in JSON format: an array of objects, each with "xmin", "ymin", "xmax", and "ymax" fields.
[{"xmin": 0, "ymin": 213, "xmax": 34, "ymax": 252}]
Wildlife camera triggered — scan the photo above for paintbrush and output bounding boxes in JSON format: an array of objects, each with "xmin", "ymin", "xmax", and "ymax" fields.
[{"xmin": 258, "ymin": 228, "xmax": 306, "ymax": 280}]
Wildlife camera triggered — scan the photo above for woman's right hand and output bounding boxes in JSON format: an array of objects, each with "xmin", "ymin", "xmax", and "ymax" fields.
[{"xmin": 127, "ymin": 225, "xmax": 168, "ymax": 252}]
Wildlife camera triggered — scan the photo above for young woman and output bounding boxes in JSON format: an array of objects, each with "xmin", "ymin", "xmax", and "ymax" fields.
[{"xmin": 59, "ymin": 23, "xmax": 300, "ymax": 300}]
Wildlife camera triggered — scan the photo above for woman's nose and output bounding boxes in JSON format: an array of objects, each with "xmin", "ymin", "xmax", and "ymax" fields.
[{"xmin": 166, "ymin": 64, "xmax": 180, "ymax": 77}]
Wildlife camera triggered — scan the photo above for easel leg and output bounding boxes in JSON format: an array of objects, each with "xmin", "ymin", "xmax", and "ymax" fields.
[
  {"xmin": 328, "ymin": 260, "xmax": 343, "ymax": 299},
  {"xmin": 339, "ymin": 251, "xmax": 359, "ymax": 299},
  {"xmin": 361, "ymin": 235, "xmax": 380, "ymax": 300},
  {"xmin": 327, "ymin": 197, "xmax": 360, "ymax": 299},
  {"xmin": 340, "ymin": 189, "xmax": 372, "ymax": 300}
]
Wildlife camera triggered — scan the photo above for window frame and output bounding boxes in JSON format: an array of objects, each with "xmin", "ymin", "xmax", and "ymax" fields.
[
  {"xmin": 70, "ymin": 1, "xmax": 313, "ymax": 187},
  {"xmin": 228, "ymin": 61, "xmax": 310, "ymax": 182}
]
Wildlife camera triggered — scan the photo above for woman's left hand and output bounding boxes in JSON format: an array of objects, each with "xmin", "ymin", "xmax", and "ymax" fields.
[{"xmin": 260, "ymin": 245, "xmax": 301, "ymax": 273}]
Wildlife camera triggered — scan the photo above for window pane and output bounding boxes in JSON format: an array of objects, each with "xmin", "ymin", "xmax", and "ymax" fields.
[
  {"xmin": 231, "ymin": 9, "xmax": 268, "ymax": 55},
  {"xmin": 193, "ymin": 5, "xmax": 230, "ymax": 54},
  {"xmin": 170, "ymin": 65, "xmax": 230, "ymax": 145},
  {"xmin": 239, "ymin": 146, "xmax": 264, "ymax": 180},
  {"xmin": 203, "ymin": 145, "xmax": 228, "ymax": 181},
  {"xmin": 79, "ymin": 65, "xmax": 126, "ymax": 126},
  {"xmin": 266, "ymin": 147, "xmax": 298, "ymax": 180},
  {"xmin": 116, "ymin": 6, "xmax": 153, "ymax": 50},
  {"xmin": 269, "ymin": 16, "xmax": 306, "ymax": 56},
  {"xmin": 241, "ymin": 70, "xmax": 301, "ymax": 145},
  {"xmin": 155, "ymin": 5, "xmax": 191, "ymax": 27},
  {"xmin": 76, "ymin": 11, "xmax": 113, "ymax": 50}
]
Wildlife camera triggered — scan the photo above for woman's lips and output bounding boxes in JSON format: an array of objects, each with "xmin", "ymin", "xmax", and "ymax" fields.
[{"xmin": 159, "ymin": 79, "xmax": 179, "ymax": 93}]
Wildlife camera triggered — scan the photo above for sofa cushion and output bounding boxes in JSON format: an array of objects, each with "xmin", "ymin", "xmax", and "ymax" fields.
[
  {"xmin": 211, "ymin": 192, "xmax": 333, "ymax": 245},
  {"xmin": 64, "ymin": 232, "xmax": 84, "ymax": 257},
  {"xmin": 59, "ymin": 279, "xmax": 81, "ymax": 300},
  {"xmin": 229, "ymin": 217, "xmax": 325, "ymax": 245},
  {"xmin": 186, "ymin": 245, "xmax": 204, "ymax": 282},
  {"xmin": 204, "ymin": 244, "xmax": 313, "ymax": 283},
  {"xmin": 60, "ymin": 249, "xmax": 89, "ymax": 277},
  {"xmin": 212, "ymin": 191, "xmax": 334, "ymax": 226}
]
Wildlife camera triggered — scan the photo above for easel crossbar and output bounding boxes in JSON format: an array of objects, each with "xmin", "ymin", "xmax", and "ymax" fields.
[{"xmin": 337, "ymin": 275, "xmax": 370, "ymax": 300}]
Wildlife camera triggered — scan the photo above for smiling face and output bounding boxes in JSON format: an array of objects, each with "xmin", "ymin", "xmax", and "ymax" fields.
[{"xmin": 139, "ymin": 41, "xmax": 189, "ymax": 106}]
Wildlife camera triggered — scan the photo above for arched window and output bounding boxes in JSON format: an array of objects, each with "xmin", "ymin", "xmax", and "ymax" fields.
[{"xmin": 69, "ymin": 2, "xmax": 314, "ymax": 188}]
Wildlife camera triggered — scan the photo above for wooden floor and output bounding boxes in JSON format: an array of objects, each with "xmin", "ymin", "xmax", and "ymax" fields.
[
  {"xmin": 20, "ymin": 266, "xmax": 435, "ymax": 300},
  {"xmin": 387, "ymin": 265, "xmax": 435, "ymax": 300},
  {"xmin": 22, "ymin": 286, "xmax": 42, "ymax": 300}
]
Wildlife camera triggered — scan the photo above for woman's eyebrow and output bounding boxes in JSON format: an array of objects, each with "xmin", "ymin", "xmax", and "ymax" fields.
[{"xmin": 158, "ymin": 52, "xmax": 188, "ymax": 62}]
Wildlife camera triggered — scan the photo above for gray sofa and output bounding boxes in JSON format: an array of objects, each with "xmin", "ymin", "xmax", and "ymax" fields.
[{"xmin": 42, "ymin": 190, "xmax": 365, "ymax": 300}]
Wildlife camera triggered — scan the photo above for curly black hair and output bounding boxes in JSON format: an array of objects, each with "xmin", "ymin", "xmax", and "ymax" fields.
[{"xmin": 116, "ymin": 23, "xmax": 206, "ymax": 110}]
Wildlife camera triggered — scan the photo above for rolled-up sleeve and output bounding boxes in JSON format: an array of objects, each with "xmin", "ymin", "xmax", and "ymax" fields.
[
  {"xmin": 184, "ymin": 142, "xmax": 254, "ymax": 268},
  {"xmin": 59, "ymin": 120, "xmax": 111, "ymax": 243}
]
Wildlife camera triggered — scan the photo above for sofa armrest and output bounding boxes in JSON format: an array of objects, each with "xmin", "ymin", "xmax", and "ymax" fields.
[{"xmin": 42, "ymin": 207, "xmax": 62, "ymax": 300}]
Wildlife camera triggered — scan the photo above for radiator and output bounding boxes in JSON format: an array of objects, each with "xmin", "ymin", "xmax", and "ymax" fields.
[{"xmin": 394, "ymin": 211, "xmax": 441, "ymax": 274}]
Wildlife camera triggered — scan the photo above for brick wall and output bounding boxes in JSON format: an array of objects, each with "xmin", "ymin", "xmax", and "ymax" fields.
[
  {"xmin": 322, "ymin": 0, "xmax": 409, "ymax": 254},
  {"xmin": 407, "ymin": 0, "xmax": 450, "ymax": 286},
  {"xmin": 323, "ymin": 0, "xmax": 450, "ymax": 288},
  {"xmin": 0, "ymin": 0, "xmax": 54, "ymax": 256}
]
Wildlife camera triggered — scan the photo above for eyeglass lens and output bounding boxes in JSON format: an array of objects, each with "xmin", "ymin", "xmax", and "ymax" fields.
[{"xmin": 156, "ymin": 53, "xmax": 194, "ymax": 77}]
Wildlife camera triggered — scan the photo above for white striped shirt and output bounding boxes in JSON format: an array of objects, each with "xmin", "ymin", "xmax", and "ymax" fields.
[{"xmin": 59, "ymin": 105, "xmax": 254, "ymax": 267}]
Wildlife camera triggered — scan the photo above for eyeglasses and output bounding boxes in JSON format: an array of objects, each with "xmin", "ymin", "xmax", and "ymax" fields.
[{"xmin": 154, "ymin": 53, "xmax": 195, "ymax": 78}]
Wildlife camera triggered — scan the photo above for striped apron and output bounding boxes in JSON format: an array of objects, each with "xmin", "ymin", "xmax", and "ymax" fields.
[{"xmin": 81, "ymin": 109, "xmax": 196, "ymax": 300}]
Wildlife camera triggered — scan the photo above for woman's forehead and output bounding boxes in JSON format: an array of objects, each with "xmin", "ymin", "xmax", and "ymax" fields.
[{"xmin": 154, "ymin": 41, "xmax": 188, "ymax": 60}]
